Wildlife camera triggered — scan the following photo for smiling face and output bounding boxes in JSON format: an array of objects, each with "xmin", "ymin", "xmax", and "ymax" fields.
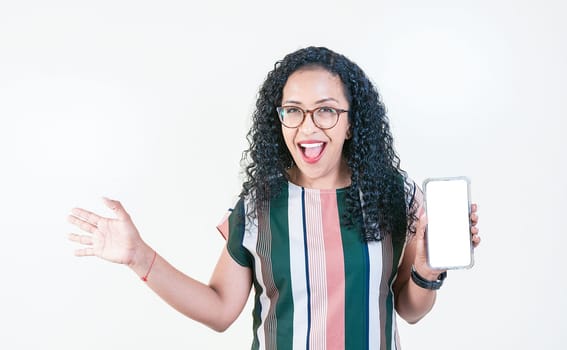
[{"xmin": 281, "ymin": 67, "xmax": 351, "ymax": 189}]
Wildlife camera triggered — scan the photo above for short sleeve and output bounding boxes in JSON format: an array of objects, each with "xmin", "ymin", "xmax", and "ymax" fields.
[{"xmin": 215, "ymin": 197, "xmax": 253, "ymax": 267}]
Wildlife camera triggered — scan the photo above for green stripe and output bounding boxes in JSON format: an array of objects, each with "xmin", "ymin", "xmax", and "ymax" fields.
[
  {"xmin": 227, "ymin": 198, "xmax": 252, "ymax": 267},
  {"xmin": 384, "ymin": 232, "xmax": 406, "ymax": 348},
  {"xmin": 251, "ymin": 276, "xmax": 262, "ymax": 350},
  {"xmin": 383, "ymin": 235, "xmax": 394, "ymax": 349},
  {"xmin": 338, "ymin": 190, "xmax": 368, "ymax": 350},
  {"xmin": 270, "ymin": 185, "xmax": 294, "ymax": 350}
]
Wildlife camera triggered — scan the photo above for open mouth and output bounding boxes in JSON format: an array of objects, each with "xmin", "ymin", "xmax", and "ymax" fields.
[{"xmin": 299, "ymin": 142, "xmax": 326, "ymax": 163}]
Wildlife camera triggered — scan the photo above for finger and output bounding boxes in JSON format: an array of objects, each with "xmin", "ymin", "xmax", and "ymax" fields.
[
  {"xmin": 471, "ymin": 203, "xmax": 478, "ymax": 213},
  {"xmin": 68, "ymin": 233, "xmax": 93, "ymax": 245},
  {"xmin": 67, "ymin": 215, "xmax": 97, "ymax": 233},
  {"xmin": 102, "ymin": 197, "xmax": 130, "ymax": 221},
  {"xmin": 70, "ymin": 207, "xmax": 102, "ymax": 226},
  {"xmin": 470, "ymin": 226, "xmax": 479, "ymax": 235},
  {"xmin": 74, "ymin": 247, "xmax": 95, "ymax": 257},
  {"xmin": 415, "ymin": 214, "xmax": 427, "ymax": 240},
  {"xmin": 470, "ymin": 212, "xmax": 479, "ymax": 225},
  {"xmin": 472, "ymin": 234, "xmax": 481, "ymax": 248}
]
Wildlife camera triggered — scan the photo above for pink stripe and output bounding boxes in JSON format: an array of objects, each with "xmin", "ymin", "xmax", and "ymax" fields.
[
  {"xmin": 305, "ymin": 191, "xmax": 327, "ymax": 349},
  {"xmin": 321, "ymin": 193, "xmax": 345, "ymax": 350}
]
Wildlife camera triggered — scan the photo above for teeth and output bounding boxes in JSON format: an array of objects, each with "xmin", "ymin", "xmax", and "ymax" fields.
[{"xmin": 300, "ymin": 142, "xmax": 323, "ymax": 148}]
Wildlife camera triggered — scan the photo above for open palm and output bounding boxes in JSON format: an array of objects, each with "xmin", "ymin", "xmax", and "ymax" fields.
[{"xmin": 68, "ymin": 197, "xmax": 143, "ymax": 265}]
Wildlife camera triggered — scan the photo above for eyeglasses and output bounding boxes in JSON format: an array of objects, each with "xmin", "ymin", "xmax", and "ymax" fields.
[{"xmin": 276, "ymin": 106, "xmax": 349, "ymax": 130}]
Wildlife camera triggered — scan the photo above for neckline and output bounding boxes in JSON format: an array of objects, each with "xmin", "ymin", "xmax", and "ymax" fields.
[{"xmin": 287, "ymin": 180, "xmax": 350, "ymax": 193}]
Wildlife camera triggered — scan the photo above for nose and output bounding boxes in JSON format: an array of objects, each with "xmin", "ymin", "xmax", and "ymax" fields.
[{"xmin": 298, "ymin": 110, "xmax": 318, "ymax": 134}]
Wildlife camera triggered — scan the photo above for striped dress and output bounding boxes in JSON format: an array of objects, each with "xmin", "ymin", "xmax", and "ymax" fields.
[{"xmin": 217, "ymin": 182, "xmax": 409, "ymax": 350}]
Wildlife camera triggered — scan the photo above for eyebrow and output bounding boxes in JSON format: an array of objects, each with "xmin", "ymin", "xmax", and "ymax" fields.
[{"xmin": 282, "ymin": 97, "xmax": 340, "ymax": 105}]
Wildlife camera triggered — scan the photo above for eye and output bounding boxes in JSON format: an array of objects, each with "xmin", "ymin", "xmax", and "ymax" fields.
[
  {"xmin": 283, "ymin": 106, "xmax": 302, "ymax": 114},
  {"xmin": 318, "ymin": 106, "xmax": 336, "ymax": 114}
]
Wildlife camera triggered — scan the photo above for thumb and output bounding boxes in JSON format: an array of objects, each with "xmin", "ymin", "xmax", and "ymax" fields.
[
  {"xmin": 416, "ymin": 213, "xmax": 428, "ymax": 241},
  {"xmin": 414, "ymin": 213, "xmax": 430, "ymax": 267},
  {"xmin": 102, "ymin": 197, "xmax": 130, "ymax": 220}
]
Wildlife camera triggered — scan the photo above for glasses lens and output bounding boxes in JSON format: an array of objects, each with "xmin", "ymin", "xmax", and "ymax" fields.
[
  {"xmin": 279, "ymin": 106, "xmax": 304, "ymax": 127},
  {"xmin": 314, "ymin": 107, "xmax": 339, "ymax": 129}
]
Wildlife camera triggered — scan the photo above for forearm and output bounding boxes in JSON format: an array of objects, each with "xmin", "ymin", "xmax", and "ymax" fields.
[
  {"xmin": 129, "ymin": 244, "xmax": 230, "ymax": 331},
  {"xmin": 396, "ymin": 263, "xmax": 444, "ymax": 324},
  {"xmin": 395, "ymin": 276, "xmax": 437, "ymax": 324},
  {"xmin": 68, "ymin": 199, "xmax": 250, "ymax": 331}
]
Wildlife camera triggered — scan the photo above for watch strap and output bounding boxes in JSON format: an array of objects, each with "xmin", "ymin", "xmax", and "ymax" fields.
[{"xmin": 410, "ymin": 265, "xmax": 447, "ymax": 290}]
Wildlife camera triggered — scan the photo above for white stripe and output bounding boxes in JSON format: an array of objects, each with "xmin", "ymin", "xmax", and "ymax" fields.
[
  {"xmin": 242, "ymin": 201, "xmax": 266, "ymax": 350},
  {"xmin": 288, "ymin": 183, "xmax": 309, "ymax": 349},
  {"xmin": 367, "ymin": 240, "xmax": 383, "ymax": 349},
  {"xmin": 392, "ymin": 315, "xmax": 399, "ymax": 350}
]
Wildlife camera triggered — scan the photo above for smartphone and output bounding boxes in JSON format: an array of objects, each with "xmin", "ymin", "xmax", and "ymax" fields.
[{"xmin": 423, "ymin": 176, "xmax": 474, "ymax": 270}]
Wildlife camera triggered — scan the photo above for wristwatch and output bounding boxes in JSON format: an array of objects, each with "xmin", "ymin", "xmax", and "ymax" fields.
[{"xmin": 410, "ymin": 265, "xmax": 447, "ymax": 290}]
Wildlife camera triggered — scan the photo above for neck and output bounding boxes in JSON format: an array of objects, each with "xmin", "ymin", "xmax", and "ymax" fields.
[{"xmin": 287, "ymin": 162, "xmax": 352, "ymax": 190}]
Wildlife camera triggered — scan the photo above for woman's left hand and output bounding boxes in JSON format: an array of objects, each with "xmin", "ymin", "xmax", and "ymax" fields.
[{"xmin": 470, "ymin": 203, "xmax": 480, "ymax": 248}]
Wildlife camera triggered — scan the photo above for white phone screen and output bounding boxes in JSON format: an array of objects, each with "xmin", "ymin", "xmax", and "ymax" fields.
[{"xmin": 424, "ymin": 177, "xmax": 473, "ymax": 269}]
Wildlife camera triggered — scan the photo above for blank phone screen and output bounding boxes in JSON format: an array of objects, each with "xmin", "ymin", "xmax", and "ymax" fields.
[{"xmin": 424, "ymin": 178, "xmax": 473, "ymax": 269}]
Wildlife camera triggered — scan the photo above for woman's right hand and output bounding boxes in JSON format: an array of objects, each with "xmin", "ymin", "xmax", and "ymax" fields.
[{"xmin": 68, "ymin": 197, "xmax": 145, "ymax": 266}]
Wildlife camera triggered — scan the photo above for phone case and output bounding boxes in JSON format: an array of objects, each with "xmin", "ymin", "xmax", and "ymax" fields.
[{"xmin": 423, "ymin": 176, "xmax": 474, "ymax": 270}]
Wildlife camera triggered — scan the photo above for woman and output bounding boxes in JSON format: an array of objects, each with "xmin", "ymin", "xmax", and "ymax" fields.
[{"xmin": 68, "ymin": 46, "xmax": 480, "ymax": 349}]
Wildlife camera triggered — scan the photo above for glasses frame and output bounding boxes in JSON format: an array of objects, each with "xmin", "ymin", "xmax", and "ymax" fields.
[{"xmin": 276, "ymin": 106, "xmax": 349, "ymax": 130}]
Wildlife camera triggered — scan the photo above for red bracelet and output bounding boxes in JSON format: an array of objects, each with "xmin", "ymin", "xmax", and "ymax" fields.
[{"xmin": 141, "ymin": 250, "xmax": 157, "ymax": 282}]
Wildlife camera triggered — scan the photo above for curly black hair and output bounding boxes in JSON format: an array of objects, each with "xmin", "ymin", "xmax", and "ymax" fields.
[{"xmin": 240, "ymin": 46, "xmax": 418, "ymax": 242}]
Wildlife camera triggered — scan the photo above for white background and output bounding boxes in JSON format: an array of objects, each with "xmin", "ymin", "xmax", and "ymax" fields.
[{"xmin": 0, "ymin": 0, "xmax": 565, "ymax": 349}]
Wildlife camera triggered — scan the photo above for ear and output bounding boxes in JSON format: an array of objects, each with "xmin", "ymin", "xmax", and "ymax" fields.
[{"xmin": 346, "ymin": 128, "xmax": 352, "ymax": 140}]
